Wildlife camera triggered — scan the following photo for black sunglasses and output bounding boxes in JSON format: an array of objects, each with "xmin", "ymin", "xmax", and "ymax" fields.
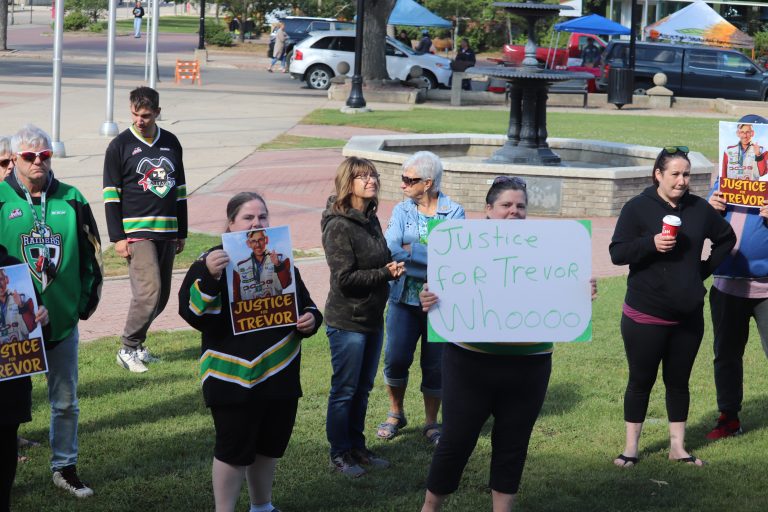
[
  {"xmin": 401, "ymin": 175, "xmax": 423, "ymax": 186},
  {"xmin": 492, "ymin": 176, "xmax": 527, "ymax": 189},
  {"xmin": 0, "ymin": 158, "xmax": 11, "ymax": 168},
  {"xmin": 663, "ymin": 146, "xmax": 689, "ymax": 155}
]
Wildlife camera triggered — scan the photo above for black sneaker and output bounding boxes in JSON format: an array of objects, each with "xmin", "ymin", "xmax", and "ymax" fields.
[
  {"xmin": 52, "ymin": 465, "xmax": 94, "ymax": 498},
  {"xmin": 351, "ymin": 447, "xmax": 390, "ymax": 469},
  {"xmin": 330, "ymin": 451, "xmax": 366, "ymax": 477}
]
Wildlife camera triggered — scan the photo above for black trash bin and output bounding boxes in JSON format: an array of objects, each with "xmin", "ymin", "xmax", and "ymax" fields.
[{"xmin": 607, "ymin": 67, "xmax": 634, "ymax": 109}]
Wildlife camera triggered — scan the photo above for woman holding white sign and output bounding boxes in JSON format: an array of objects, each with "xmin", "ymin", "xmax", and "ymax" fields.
[
  {"xmin": 419, "ymin": 177, "xmax": 596, "ymax": 512},
  {"xmin": 1, "ymin": 244, "xmax": 49, "ymax": 512},
  {"xmin": 378, "ymin": 151, "xmax": 465, "ymax": 446},
  {"xmin": 610, "ymin": 147, "xmax": 736, "ymax": 468},
  {"xmin": 178, "ymin": 192, "xmax": 323, "ymax": 512},
  {"xmin": 322, "ymin": 157, "xmax": 405, "ymax": 477}
]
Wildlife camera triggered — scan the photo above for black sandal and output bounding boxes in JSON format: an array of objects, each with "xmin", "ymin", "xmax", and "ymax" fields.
[
  {"xmin": 615, "ymin": 454, "xmax": 638, "ymax": 467},
  {"xmin": 423, "ymin": 423, "xmax": 442, "ymax": 446},
  {"xmin": 376, "ymin": 412, "xmax": 407, "ymax": 440}
]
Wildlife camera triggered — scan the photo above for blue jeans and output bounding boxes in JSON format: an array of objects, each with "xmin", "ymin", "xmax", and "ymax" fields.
[
  {"xmin": 133, "ymin": 17, "xmax": 142, "ymax": 37},
  {"xmin": 384, "ymin": 301, "xmax": 443, "ymax": 396},
  {"xmin": 326, "ymin": 326, "xmax": 383, "ymax": 457},
  {"xmin": 46, "ymin": 326, "xmax": 80, "ymax": 471}
]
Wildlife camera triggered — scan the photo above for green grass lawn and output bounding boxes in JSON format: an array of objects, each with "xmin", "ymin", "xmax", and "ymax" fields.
[
  {"xmin": 302, "ymin": 109, "xmax": 727, "ymax": 162},
  {"xmin": 259, "ymin": 134, "xmax": 347, "ymax": 151},
  {"xmin": 115, "ymin": 15, "xmax": 216, "ymax": 34},
  {"xmin": 12, "ymin": 276, "xmax": 768, "ymax": 510},
  {"xmin": 101, "ymin": 232, "xmax": 219, "ymax": 277}
]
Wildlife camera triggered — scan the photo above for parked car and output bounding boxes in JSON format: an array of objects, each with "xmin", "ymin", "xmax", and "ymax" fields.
[
  {"xmin": 289, "ymin": 31, "xmax": 453, "ymax": 90},
  {"xmin": 597, "ymin": 41, "xmax": 768, "ymax": 100},
  {"xmin": 268, "ymin": 16, "xmax": 355, "ymax": 59}
]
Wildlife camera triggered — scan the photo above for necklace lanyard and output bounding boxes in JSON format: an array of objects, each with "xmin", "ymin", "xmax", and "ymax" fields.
[
  {"xmin": 14, "ymin": 170, "xmax": 48, "ymax": 236},
  {"xmin": 738, "ymin": 143, "xmax": 751, "ymax": 167}
]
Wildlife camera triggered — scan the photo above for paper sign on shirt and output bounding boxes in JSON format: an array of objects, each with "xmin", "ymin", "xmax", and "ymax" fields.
[
  {"xmin": 719, "ymin": 120, "xmax": 768, "ymax": 208},
  {"xmin": 0, "ymin": 263, "xmax": 47, "ymax": 382},
  {"xmin": 222, "ymin": 226, "xmax": 298, "ymax": 335},
  {"xmin": 426, "ymin": 219, "xmax": 592, "ymax": 343}
]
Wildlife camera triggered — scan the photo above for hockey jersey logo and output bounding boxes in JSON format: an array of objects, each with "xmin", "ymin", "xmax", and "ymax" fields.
[
  {"xmin": 136, "ymin": 156, "xmax": 176, "ymax": 198},
  {"xmin": 20, "ymin": 227, "xmax": 62, "ymax": 286}
]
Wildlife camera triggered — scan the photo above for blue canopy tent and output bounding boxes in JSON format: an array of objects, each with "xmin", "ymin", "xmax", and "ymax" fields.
[
  {"xmin": 388, "ymin": 0, "xmax": 452, "ymax": 28},
  {"xmin": 546, "ymin": 14, "xmax": 630, "ymax": 68}
]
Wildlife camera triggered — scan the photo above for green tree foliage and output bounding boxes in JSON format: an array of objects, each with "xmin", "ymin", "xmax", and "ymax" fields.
[
  {"xmin": 64, "ymin": 0, "xmax": 108, "ymax": 24},
  {"xmin": 205, "ymin": 19, "xmax": 233, "ymax": 46},
  {"xmin": 63, "ymin": 10, "xmax": 91, "ymax": 31}
]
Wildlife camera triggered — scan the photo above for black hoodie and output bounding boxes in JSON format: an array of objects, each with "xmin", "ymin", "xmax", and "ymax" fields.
[
  {"xmin": 610, "ymin": 186, "xmax": 736, "ymax": 320},
  {"xmin": 321, "ymin": 196, "xmax": 394, "ymax": 333}
]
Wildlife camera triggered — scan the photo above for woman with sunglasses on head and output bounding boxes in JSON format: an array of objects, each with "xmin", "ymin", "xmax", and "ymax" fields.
[
  {"xmin": 179, "ymin": 192, "xmax": 323, "ymax": 512},
  {"xmin": 0, "ymin": 137, "xmax": 14, "ymax": 181},
  {"xmin": 420, "ymin": 177, "xmax": 596, "ymax": 512},
  {"xmin": 322, "ymin": 157, "xmax": 405, "ymax": 477},
  {"xmin": 377, "ymin": 152, "xmax": 465, "ymax": 446},
  {"xmin": 610, "ymin": 146, "xmax": 735, "ymax": 468}
]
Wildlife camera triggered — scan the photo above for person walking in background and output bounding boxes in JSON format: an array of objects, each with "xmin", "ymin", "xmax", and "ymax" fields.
[
  {"xmin": 706, "ymin": 114, "xmax": 768, "ymax": 440},
  {"xmin": 0, "ymin": 125, "xmax": 103, "ymax": 498},
  {"xmin": 267, "ymin": 23, "xmax": 288, "ymax": 73},
  {"xmin": 322, "ymin": 157, "xmax": 404, "ymax": 477},
  {"xmin": 609, "ymin": 146, "xmax": 735, "ymax": 467},
  {"xmin": 450, "ymin": 38, "xmax": 476, "ymax": 91},
  {"xmin": 0, "ymin": 244, "xmax": 49, "ymax": 512},
  {"xmin": 103, "ymin": 86, "xmax": 187, "ymax": 373},
  {"xmin": 377, "ymin": 152, "xmax": 464, "ymax": 446},
  {"xmin": 415, "ymin": 29, "xmax": 433, "ymax": 54},
  {"xmin": 0, "ymin": 137, "xmax": 13, "ymax": 181},
  {"xmin": 132, "ymin": 1, "xmax": 145, "ymax": 38},
  {"xmin": 396, "ymin": 29, "xmax": 412, "ymax": 48},
  {"xmin": 179, "ymin": 192, "xmax": 322, "ymax": 512}
]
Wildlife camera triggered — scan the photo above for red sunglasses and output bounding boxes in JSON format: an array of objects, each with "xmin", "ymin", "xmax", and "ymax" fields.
[{"xmin": 17, "ymin": 149, "xmax": 52, "ymax": 163}]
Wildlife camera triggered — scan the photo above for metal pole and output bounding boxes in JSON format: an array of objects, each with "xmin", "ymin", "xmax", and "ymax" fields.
[
  {"xmin": 345, "ymin": 0, "xmax": 366, "ymax": 109},
  {"xmin": 149, "ymin": 0, "xmax": 159, "ymax": 88},
  {"xmin": 629, "ymin": 0, "xmax": 637, "ymax": 69},
  {"xmin": 101, "ymin": 0, "xmax": 119, "ymax": 137},
  {"xmin": 51, "ymin": 0, "xmax": 66, "ymax": 157},
  {"xmin": 198, "ymin": 0, "xmax": 206, "ymax": 50},
  {"xmin": 11, "ymin": 0, "xmax": 14, "ymax": 25},
  {"xmin": 144, "ymin": 0, "xmax": 151, "ymax": 81}
]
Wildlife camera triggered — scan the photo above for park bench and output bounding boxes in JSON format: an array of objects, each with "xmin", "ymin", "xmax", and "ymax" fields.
[{"xmin": 548, "ymin": 78, "xmax": 589, "ymax": 108}]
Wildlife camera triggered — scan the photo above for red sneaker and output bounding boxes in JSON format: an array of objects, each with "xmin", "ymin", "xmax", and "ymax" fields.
[{"xmin": 705, "ymin": 413, "xmax": 742, "ymax": 440}]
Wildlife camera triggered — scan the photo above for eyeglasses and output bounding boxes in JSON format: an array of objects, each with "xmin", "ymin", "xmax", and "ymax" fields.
[
  {"xmin": 0, "ymin": 159, "xmax": 11, "ymax": 168},
  {"xmin": 492, "ymin": 176, "xmax": 527, "ymax": 189},
  {"xmin": 354, "ymin": 173, "xmax": 380, "ymax": 182},
  {"xmin": 17, "ymin": 149, "xmax": 52, "ymax": 163},
  {"xmin": 250, "ymin": 237, "xmax": 267, "ymax": 245},
  {"xmin": 401, "ymin": 175, "xmax": 423, "ymax": 186},
  {"xmin": 663, "ymin": 146, "xmax": 689, "ymax": 155}
]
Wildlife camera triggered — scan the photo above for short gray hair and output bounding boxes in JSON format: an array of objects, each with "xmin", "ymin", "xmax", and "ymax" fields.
[
  {"xmin": 11, "ymin": 125, "xmax": 52, "ymax": 153},
  {"xmin": 402, "ymin": 151, "xmax": 443, "ymax": 192},
  {"xmin": 0, "ymin": 136, "xmax": 10, "ymax": 155}
]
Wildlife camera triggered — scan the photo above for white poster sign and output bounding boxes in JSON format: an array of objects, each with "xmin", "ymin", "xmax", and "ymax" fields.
[
  {"xmin": 560, "ymin": 0, "xmax": 583, "ymax": 18},
  {"xmin": 426, "ymin": 219, "xmax": 592, "ymax": 343}
]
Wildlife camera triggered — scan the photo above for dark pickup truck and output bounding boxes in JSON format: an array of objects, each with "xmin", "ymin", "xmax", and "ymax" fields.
[{"xmin": 597, "ymin": 41, "xmax": 768, "ymax": 101}]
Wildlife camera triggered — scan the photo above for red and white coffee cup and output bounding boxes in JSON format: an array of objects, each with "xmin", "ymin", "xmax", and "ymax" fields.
[{"xmin": 661, "ymin": 215, "xmax": 681, "ymax": 238}]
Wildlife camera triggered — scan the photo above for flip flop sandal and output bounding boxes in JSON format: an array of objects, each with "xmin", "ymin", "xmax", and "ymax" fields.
[
  {"xmin": 676, "ymin": 455, "xmax": 705, "ymax": 466},
  {"xmin": 423, "ymin": 423, "xmax": 442, "ymax": 446},
  {"xmin": 615, "ymin": 454, "xmax": 638, "ymax": 467},
  {"xmin": 376, "ymin": 412, "xmax": 407, "ymax": 440}
]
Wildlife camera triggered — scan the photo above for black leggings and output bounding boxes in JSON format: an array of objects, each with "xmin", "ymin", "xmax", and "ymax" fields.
[
  {"xmin": 0, "ymin": 424, "xmax": 20, "ymax": 512},
  {"xmin": 621, "ymin": 311, "xmax": 704, "ymax": 423},
  {"xmin": 426, "ymin": 344, "xmax": 551, "ymax": 496}
]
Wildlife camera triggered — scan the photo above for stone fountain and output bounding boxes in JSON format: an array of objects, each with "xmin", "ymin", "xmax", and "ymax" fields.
[{"xmin": 465, "ymin": 1, "xmax": 594, "ymax": 166}]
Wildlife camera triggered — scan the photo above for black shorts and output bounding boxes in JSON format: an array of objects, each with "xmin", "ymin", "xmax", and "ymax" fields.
[{"xmin": 211, "ymin": 397, "xmax": 299, "ymax": 466}]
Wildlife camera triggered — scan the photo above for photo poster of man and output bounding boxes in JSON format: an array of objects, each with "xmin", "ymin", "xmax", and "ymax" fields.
[
  {"xmin": 222, "ymin": 226, "xmax": 299, "ymax": 335},
  {"xmin": 0, "ymin": 263, "xmax": 47, "ymax": 382},
  {"xmin": 719, "ymin": 120, "xmax": 768, "ymax": 208}
]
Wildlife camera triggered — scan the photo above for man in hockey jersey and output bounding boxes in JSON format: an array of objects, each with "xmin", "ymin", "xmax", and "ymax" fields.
[
  {"xmin": 0, "ymin": 268, "xmax": 36, "ymax": 343},
  {"xmin": 232, "ymin": 229, "xmax": 292, "ymax": 302},
  {"xmin": 0, "ymin": 125, "xmax": 102, "ymax": 498},
  {"xmin": 722, "ymin": 121, "xmax": 767, "ymax": 180},
  {"xmin": 103, "ymin": 86, "xmax": 187, "ymax": 373}
]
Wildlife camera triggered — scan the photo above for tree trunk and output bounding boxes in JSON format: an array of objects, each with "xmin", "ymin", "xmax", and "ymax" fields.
[
  {"xmin": 361, "ymin": 0, "xmax": 395, "ymax": 81},
  {"xmin": 0, "ymin": 0, "xmax": 8, "ymax": 52}
]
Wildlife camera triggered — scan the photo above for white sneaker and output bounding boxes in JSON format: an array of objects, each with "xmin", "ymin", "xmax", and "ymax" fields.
[
  {"xmin": 136, "ymin": 345, "xmax": 159, "ymax": 363},
  {"xmin": 52, "ymin": 465, "xmax": 94, "ymax": 498},
  {"xmin": 117, "ymin": 348, "xmax": 148, "ymax": 373}
]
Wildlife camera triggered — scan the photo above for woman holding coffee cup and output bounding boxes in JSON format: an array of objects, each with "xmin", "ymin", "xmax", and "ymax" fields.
[{"xmin": 609, "ymin": 146, "xmax": 736, "ymax": 467}]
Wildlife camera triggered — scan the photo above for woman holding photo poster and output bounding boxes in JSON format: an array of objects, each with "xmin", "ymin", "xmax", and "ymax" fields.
[
  {"xmin": 1, "ymin": 244, "xmax": 49, "ymax": 512},
  {"xmin": 610, "ymin": 147, "xmax": 735, "ymax": 468},
  {"xmin": 322, "ymin": 157, "xmax": 404, "ymax": 477},
  {"xmin": 178, "ymin": 192, "xmax": 322, "ymax": 512},
  {"xmin": 419, "ymin": 177, "xmax": 597, "ymax": 512}
]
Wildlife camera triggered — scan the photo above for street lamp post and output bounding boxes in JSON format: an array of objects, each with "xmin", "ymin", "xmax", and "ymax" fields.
[
  {"xmin": 100, "ymin": 0, "xmax": 119, "ymax": 137},
  {"xmin": 345, "ymin": 0, "xmax": 366, "ymax": 109},
  {"xmin": 198, "ymin": 0, "xmax": 206, "ymax": 50},
  {"xmin": 51, "ymin": 0, "xmax": 66, "ymax": 157}
]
